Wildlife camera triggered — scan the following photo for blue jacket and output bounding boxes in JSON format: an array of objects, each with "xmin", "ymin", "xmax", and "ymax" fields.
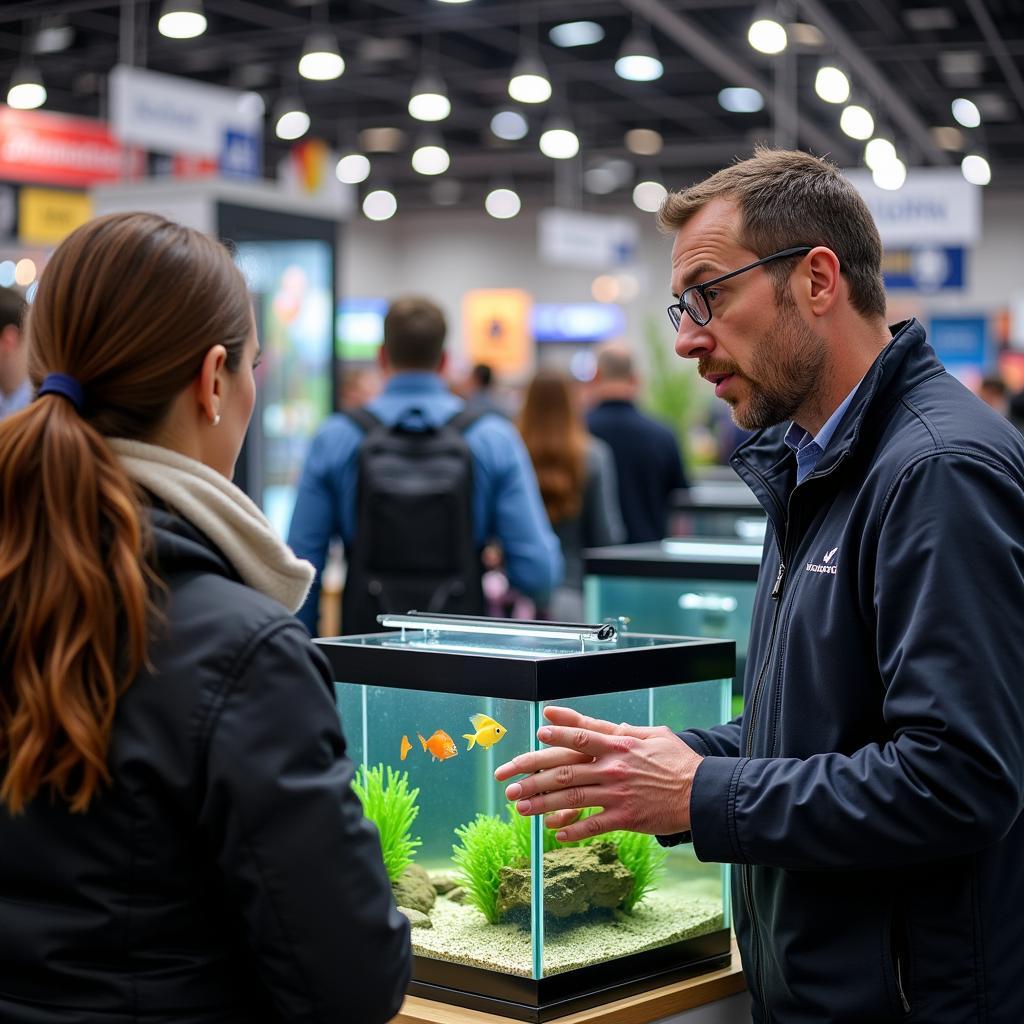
[
  {"xmin": 586, "ymin": 399, "xmax": 689, "ymax": 543},
  {"xmin": 680, "ymin": 320, "xmax": 1024, "ymax": 1023},
  {"xmin": 288, "ymin": 373, "xmax": 563, "ymax": 633}
]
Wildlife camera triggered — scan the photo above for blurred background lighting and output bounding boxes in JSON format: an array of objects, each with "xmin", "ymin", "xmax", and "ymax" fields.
[
  {"xmin": 872, "ymin": 158, "xmax": 906, "ymax": 190},
  {"xmin": 864, "ymin": 137, "xmax": 897, "ymax": 171},
  {"xmin": 615, "ymin": 34, "xmax": 663, "ymax": 82},
  {"xmin": 814, "ymin": 65, "xmax": 850, "ymax": 104},
  {"xmin": 718, "ymin": 87, "xmax": 764, "ymax": 113},
  {"xmin": 411, "ymin": 143, "xmax": 450, "ymax": 175},
  {"xmin": 508, "ymin": 55, "xmax": 551, "ymax": 104},
  {"xmin": 274, "ymin": 99, "xmax": 309, "ymax": 141},
  {"xmin": 539, "ymin": 124, "xmax": 579, "ymax": 159},
  {"xmin": 951, "ymin": 97, "xmax": 981, "ymax": 128},
  {"xmin": 961, "ymin": 153, "xmax": 991, "ymax": 185},
  {"xmin": 336, "ymin": 153, "xmax": 371, "ymax": 183},
  {"xmin": 632, "ymin": 180, "xmax": 667, "ymax": 212},
  {"xmin": 591, "ymin": 275, "xmax": 619, "ymax": 302},
  {"xmin": 298, "ymin": 32, "xmax": 345, "ymax": 81},
  {"xmin": 14, "ymin": 259, "xmax": 37, "ymax": 286},
  {"xmin": 158, "ymin": 0, "xmax": 206, "ymax": 39},
  {"xmin": 840, "ymin": 104, "xmax": 874, "ymax": 140},
  {"xmin": 7, "ymin": 67, "xmax": 46, "ymax": 110},
  {"xmin": 408, "ymin": 73, "xmax": 450, "ymax": 121},
  {"xmin": 549, "ymin": 21, "xmax": 604, "ymax": 47},
  {"xmin": 363, "ymin": 189, "xmax": 397, "ymax": 220},
  {"xmin": 748, "ymin": 17, "xmax": 787, "ymax": 54},
  {"xmin": 490, "ymin": 109, "xmax": 528, "ymax": 140},
  {"xmin": 624, "ymin": 127, "xmax": 663, "ymax": 154},
  {"xmin": 485, "ymin": 187, "xmax": 521, "ymax": 219}
]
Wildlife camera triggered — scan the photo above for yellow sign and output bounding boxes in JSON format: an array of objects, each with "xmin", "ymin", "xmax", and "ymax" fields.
[
  {"xmin": 19, "ymin": 188, "xmax": 93, "ymax": 246},
  {"xmin": 462, "ymin": 289, "xmax": 533, "ymax": 376}
]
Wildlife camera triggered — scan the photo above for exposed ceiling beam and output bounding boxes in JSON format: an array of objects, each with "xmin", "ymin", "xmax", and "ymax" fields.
[
  {"xmin": 962, "ymin": 0, "xmax": 1024, "ymax": 117},
  {"xmin": 796, "ymin": 0, "xmax": 948, "ymax": 164},
  {"xmin": 619, "ymin": 0, "xmax": 854, "ymax": 164}
]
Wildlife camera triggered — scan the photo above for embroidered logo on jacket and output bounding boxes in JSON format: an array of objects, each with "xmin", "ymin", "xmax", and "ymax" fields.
[{"xmin": 806, "ymin": 547, "xmax": 839, "ymax": 575}]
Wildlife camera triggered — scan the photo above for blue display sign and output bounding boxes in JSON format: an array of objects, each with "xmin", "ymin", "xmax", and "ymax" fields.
[
  {"xmin": 928, "ymin": 316, "xmax": 990, "ymax": 369},
  {"xmin": 219, "ymin": 128, "xmax": 262, "ymax": 179},
  {"xmin": 882, "ymin": 246, "xmax": 964, "ymax": 292},
  {"xmin": 532, "ymin": 303, "xmax": 626, "ymax": 343}
]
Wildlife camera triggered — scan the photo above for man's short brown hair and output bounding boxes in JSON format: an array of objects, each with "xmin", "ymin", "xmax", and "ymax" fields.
[
  {"xmin": 383, "ymin": 296, "xmax": 447, "ymax": 370},
  {"xmin": 0, "ymin": 285, "xmax": 26, "ymax": 334},
  {"xmin": 658, "ymin": 147, "xmax": 887, "ymax": 321}
]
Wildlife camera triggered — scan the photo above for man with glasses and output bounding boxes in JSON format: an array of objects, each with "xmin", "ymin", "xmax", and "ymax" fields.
[{"xmin": 497, "ymin": 149, "xmax": 1024, "ymax": 1023}]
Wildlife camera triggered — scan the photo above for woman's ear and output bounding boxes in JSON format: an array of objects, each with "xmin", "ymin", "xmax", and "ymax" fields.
[{"xmin": 196, "ymin": 345, "xmax": 228, "ymax": 426}]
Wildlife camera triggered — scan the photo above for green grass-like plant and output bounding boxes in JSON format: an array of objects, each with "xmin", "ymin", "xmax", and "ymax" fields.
[
  {"xmin": 607, "ymin": 828, "xmax": 669, "ymax": 913},
  {"xmin": 451, "ymin": 813, "xmax": 520, "ymax": 924},
  {"xmin": 351, "ymin": 764, "xmax": 421, "ymax": 883}
]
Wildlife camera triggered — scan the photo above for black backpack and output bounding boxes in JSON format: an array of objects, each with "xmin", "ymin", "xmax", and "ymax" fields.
[{"xmin": 341, "ymin": 405, "xmax": 486, "ymax": 634}]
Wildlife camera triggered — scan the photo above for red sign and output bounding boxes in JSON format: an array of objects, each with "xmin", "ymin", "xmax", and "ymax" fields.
[{"xmin": 0, "ymin": 105, "xmax": 143, "ymax": 186}]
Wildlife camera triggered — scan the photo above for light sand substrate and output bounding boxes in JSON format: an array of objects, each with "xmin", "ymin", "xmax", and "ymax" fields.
[{"xmin": 411, "ymin": 880, "xmax": 723, "ymax": 977}]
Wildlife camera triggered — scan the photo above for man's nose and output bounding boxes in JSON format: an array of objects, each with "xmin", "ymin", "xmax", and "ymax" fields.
[{"xmin": 674, "ymin": 316, "xmax": 715, "ymax": 361}]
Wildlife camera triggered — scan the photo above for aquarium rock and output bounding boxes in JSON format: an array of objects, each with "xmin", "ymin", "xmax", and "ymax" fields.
[
  {"xmin": 397, "ymin": 906, "xmax": 433, "ymax": 929},
  {"xmin": 497, "ymin": 842, "xmax": 635, "ymax": 919},
  {"xmin": 393, "ymin": 863, "xmax": 436, "ymax": 914},
  {"xmin": 430, "ymin": 871, "xmax": 460, "ymax": 894},
  {"xmin": 446, "ymin": 886, "xmax": 467, "ymax": 903}
]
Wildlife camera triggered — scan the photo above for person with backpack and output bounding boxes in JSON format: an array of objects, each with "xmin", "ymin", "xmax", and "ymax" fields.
[{"xmin": 289, "ymin": 295, "xmax": 562, "ymax": 635}]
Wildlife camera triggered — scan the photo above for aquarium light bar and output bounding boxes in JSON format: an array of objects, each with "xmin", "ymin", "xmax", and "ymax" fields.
[{"xmin": 377, "ymin": 613, "xmax": 617, "ymax": 642}]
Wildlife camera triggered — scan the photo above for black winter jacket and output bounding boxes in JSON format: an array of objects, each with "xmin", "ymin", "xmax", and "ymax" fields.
[
  {"xmin": 681, "ymin": 320, "xmax": 1024, "ymax": 1023},
  {"xmin": 0, "ymin": 507, "xmax": 411, "ymax": 1023}
]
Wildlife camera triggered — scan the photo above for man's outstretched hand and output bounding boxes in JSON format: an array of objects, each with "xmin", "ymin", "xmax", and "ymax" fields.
[{"xmin": 493, "ymin": 705, "xmax": 704, "ymax": 842}]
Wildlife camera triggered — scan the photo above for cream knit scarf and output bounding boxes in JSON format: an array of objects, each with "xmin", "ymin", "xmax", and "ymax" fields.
[{"xmin": 109, "ymin": 439, "xmax": 314, "ymax": 614}]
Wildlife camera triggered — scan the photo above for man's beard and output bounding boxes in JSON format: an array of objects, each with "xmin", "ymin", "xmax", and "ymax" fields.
[{"xmin": 700, "ymin": 296, "xmax": 828, "ymax": 432}]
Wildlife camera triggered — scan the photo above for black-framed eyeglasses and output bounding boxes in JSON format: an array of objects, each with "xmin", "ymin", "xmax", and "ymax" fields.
[{"xmin": 667, "ymin": 245, "xmax": 813, "ymax": 330}]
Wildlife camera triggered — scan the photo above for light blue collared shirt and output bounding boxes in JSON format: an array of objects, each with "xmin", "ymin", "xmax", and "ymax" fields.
[
  {"xmin": 0, "ymin": 378, "xmax": 31, "ymax": 421},
  {"xmin": 784, "ymin": 380, "xmax": 863, "ymax": 484}
]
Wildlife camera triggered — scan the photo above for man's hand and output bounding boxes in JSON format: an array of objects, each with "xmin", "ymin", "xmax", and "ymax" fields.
[{"xmin": 493, "ymin": 705, "xmax": 704, "ymax": 842}]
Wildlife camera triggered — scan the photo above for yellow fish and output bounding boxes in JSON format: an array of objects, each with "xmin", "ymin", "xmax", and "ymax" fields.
[
  {"xmin": 400, "ymin": 735, "xmax": 412, "ymax": 761},
  {"xmin": 463, "ymin": 713, "xmax": 508, "ymax": 751},
  {"xmin": 419, "ymin": 730, "xmax": 459, "ymax": 762}
]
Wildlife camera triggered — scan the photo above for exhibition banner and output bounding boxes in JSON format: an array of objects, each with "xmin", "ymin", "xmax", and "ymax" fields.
[
  {"xmin": 19, "ymin": 187, "xmax": 93, "ymax": 246},
  {"xmin": 109, "ymin": 65, "xmax": 262, "ymax": 177},
  {"xmin": 845, "ymin": 168, "xmax": 981, "ymax": 246},
  {"xmin": 0, "ymin": 106, "xmax": 140, "ymax": 186},
  {"xmin": 538, "ymin": 208, "xmax": 638, "ymax": 269},
  {"xmin": 462, "ymin": 289, "xmax": 533, "ymax": 375}
]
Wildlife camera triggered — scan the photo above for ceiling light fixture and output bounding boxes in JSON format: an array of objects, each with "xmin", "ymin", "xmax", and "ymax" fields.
[
  {"xmin": 299, "ymin": 32, "xmax": 345, "ymax": 80},
  {"xmin": 748, "ymin": 14, "xmax": 787, "ymax": 55},
  {"xmin": 815, "ymin": 64, "xmax": 850, "ymax": 104},
  {"xmin": 549, "ymin": 21, "xmax": 604, "ymax": 47},
  {"xmin": 961, "ymin": 153, "xmax": 991, "ymax": 185},
  {"xmin": 485, "ymin": 187, "xmax": 522, "ymax": 219},
  {"xmin": 539, "ymin": 118, "xmax": 579, "ymax": 159},
  {"xmin": 615, "ymin": 31, "xmax": 663, "ymax": 82},
  {"xmin": 864, "ymin": 137, "xmax": 897, "ymax": 171},
  {"xmin": 6, "ymin": 66, "xmax": 46, "ymax": 110},
  {"xmin": 408, "ymin": 71, "xmax": 451, "ymax": 122},
  {"xmin": 872, "ymin": 158, "xmax": 906, "ymax": 191},
  {"xmin": 718, "ymin": 87, "xmax": 764, "ymax": 113},
  {"xmin": 411, "ymin": 137, "xmax": 450, "ymax": 175},
  {"xmin": 840, "ymin": 104, "xmax": 874, "ymax": 140},
  {"xmin": 951, "ymin": 97, "xmax": 981, "ymax": 128},
  {"xmin": 363, "ymin": 189, "xmax": 398, "ymax": 221},
  {"xmin": 633, "ymin": 180, "xmax": 667, "ymax": 212},
  {"xmin": 490, "ymin": 109, "xmax": 528, "ymax": 141},
  {"xmin": 624, "ymin": 128, "xmax": 663, "ymax": 155},
  {"xmin": 508, "ymin": 53, "xmax": 551, "ymax": 104},
  {"xmin": 336, "ymin": 152, "xmax": 371, "ymax": 184},
  {"xmin": 274, "ymin": 97, "xmax": 310, "ymax": 141},
  {"xmin": 158, "ymin": 0, "xmax": 207, "ymax": 39}
]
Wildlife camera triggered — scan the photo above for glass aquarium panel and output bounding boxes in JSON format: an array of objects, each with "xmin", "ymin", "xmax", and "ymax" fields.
[
  {"xmin": 534, "ymin": 684, "xmax": 728, "ymax": 978},
  {"xmin": 335, "ymin": 682, "xmax": 540, "ymax": 978},
  {"xmin": 586, "ymin": 575, "xmax": 756, "ymax": 694}
]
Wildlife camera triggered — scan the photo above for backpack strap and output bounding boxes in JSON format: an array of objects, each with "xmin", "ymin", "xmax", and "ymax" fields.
[
  {"xmin": 344, "ymin": 406, "xmax": 383, "ymax": 433},
  {"xmin": 447, "ymin": 405, "xmax": 489, "ymax": 434}
]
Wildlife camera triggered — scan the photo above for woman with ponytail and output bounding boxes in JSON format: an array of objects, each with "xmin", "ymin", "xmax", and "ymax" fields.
[{"xmin": 0, "ymin": 212, "xmax": 410, "ymax": 1023}]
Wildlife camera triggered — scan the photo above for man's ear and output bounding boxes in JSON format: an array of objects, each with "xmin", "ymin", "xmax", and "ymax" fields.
[
  {"xmin": 437, "ymin": 350, "xmax": 448, "ymax": 375},
  {"xmin": 804, "ymin": 246, "xmax": 843, "ymax": 316}
]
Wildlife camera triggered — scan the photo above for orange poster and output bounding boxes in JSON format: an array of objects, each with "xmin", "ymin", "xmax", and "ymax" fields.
[{"xmin": 462, "ymin": 289, "xmax": 533, "ymax": 375}]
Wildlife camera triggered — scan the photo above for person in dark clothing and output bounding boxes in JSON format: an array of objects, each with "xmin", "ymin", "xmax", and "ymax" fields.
[
  {"xmin": 497, "ymin": 149, "xmax": 1024, "ymax": 1023},
  {"xmin": 587, "ymin": 341, "xmax": 689, "ymax": 542},
  {"xmin": 0, "ymin": 212, "xmax": 410, "ymax": 1023}
]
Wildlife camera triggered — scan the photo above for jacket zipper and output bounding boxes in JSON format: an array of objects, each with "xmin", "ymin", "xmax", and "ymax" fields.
[
  {"xmin": 894, "ymin": 954, "xmax": 911, "ymax": 1014},
  {"xmin": 742, "ymin": 514, "xmax": 793, "ymax": 1024}
]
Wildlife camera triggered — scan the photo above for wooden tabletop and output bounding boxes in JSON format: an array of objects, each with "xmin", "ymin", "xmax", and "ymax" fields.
[{"xmin": 391, "ymin": 939, "xmax": 746, "ymax": 1024}]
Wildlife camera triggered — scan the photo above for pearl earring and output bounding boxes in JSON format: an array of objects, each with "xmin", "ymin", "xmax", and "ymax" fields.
[{"xmin": 212, "ymin": 413, "xmax": 221, "ymax": 427}]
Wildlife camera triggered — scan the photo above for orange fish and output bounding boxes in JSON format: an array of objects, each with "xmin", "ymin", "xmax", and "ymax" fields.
[
  {"xmin": 419, "ymin": 729, "xmax": 458, "ymax": 762},
  {"xmin": 400, "ymin": 735, "xmax": 412, "ymax": 761}
]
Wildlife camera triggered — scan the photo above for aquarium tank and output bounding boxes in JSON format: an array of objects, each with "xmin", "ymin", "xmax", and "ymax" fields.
[
  {"xmin": 585, "ymin": 538, "xmax": 760, "ymax": 701},
  {"xmin": 315, "ymin": 613, "xmax": 734, "ymax": 1022}
]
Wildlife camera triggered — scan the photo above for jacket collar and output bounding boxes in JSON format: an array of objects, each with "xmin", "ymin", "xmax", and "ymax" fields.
[{"xmin": 731, "ymin": 318, "xmax": 943, "ymax": 521}]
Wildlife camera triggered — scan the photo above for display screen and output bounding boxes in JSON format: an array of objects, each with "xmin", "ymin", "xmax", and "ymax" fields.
[
  {"xmin": 532, "ymin": 302, "xmax": 626, "ymax": 343},
  {"xmin": 236, "ymin": 239, "xmax": 333, "ymax": 538},
  {"xmin": 336, "ymin": 297, "xmax": 387, "ymax": 361}
]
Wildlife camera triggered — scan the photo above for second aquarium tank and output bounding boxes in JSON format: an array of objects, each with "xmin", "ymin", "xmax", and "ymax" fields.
[{"xmin": 315, "ymin": 613, "xmax": 734, "ymax": 1022}]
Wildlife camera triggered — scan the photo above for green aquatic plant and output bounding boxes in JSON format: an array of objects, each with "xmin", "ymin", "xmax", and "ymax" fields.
[
  {"xmin": 451, "ymin": 813, "xmax": 519, "ymax": 924},
  {"xmin": 608, "ymin": 828, "xmax": 669, "ymax": 913},
  {"xmin": 351, "ymin": 764, "xmax": 421, "ymax": 883},
  {"xmin": 506, "ymin": 802, "xmax": 603, "ymax": 857}
]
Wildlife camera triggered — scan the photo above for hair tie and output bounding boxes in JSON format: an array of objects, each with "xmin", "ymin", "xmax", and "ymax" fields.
[{"xmin": 38, "ymin": 373, "xmax": 85, "ymax": 414}]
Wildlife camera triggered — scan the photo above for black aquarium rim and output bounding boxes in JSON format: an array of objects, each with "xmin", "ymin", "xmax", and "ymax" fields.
[{"xmin": 314, "ymin": 632, "xmax": 735, "ymax": 700}]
